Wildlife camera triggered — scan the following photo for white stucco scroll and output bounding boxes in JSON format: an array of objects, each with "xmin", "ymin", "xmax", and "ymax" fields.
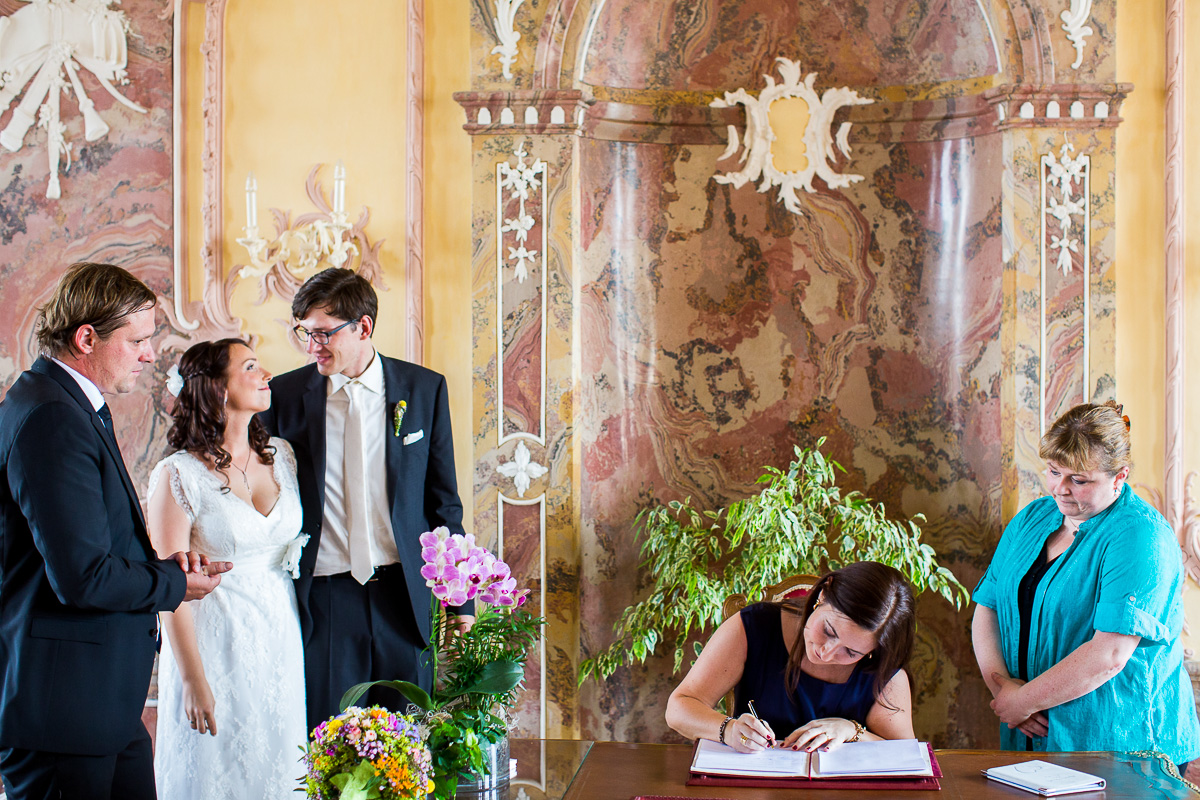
[{"xmin": 710, "ymin": 58, "xmax": 873, "ymax": 215}]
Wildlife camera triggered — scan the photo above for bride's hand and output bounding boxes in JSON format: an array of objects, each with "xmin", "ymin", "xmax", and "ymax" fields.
[{"xmin": 183, "ymin": 678, "xmax": 218, "ymax": 736}]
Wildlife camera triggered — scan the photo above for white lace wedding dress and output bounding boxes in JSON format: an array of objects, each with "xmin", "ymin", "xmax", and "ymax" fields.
[{"xmin": 150, "ymin": 438, "xmax": 309, "ymax": 800}]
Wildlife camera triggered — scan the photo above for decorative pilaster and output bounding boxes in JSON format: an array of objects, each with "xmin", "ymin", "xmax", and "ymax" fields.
[
  {"xmin": 989, "ymin": 83, "xmax": 1126, "ymax": 512},
  {"xmin": 455, "ymin": 91, "xmax": 588, "ymax": 741}
]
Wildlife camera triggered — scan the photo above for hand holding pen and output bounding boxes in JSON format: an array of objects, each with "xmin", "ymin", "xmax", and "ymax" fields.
[{"xmin": 731, "ymin": 700, "xmax": 776, "ymax": 752}]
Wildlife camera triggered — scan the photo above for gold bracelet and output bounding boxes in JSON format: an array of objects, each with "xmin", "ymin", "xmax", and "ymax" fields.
[{"xmin": 847, "ymin": 719, "xmax": 866, "ymax": 743}]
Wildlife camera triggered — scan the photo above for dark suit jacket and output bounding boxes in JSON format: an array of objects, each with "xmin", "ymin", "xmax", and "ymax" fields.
[
  {"xmin": 258, "ymin": 355, "xmax": 464, "ymax": 647},
  {"xmin": 0, "ymin": 357, "xmax": 187, "ymax": 755}
]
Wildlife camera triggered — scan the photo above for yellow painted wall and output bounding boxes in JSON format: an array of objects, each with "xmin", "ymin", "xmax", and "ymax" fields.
[
  {"xmin": 426, "ymin": 0, "xmax": 475, "ymax": 522},
  {"xmin": 222, "ymin": 0, "xmax": 409, "ymax": 370},
  {"xmin": 181, "ymin": 0, "xmax": 474, "ymax": 519},
  {"xmin": 1116, "ymin": 0, "xmax": 1166, "ymax": 487},
  {"xmin": 1116, "ymin": 1, "xmax": 1200, "ymax": 650}
]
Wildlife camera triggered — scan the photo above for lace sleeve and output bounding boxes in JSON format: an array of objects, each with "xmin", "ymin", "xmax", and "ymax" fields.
[
  {"xmin": 272, "ymin": 437, "xmax": 299, "ymax": 486},
  {"xmin": 147, "ymin": 456, "xmax": 197, "ymax": 523}
]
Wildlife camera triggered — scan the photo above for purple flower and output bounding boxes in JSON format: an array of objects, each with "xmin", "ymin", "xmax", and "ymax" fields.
[{"xmin": 419, "ymin": 527, "xmax": 530, "ymax": 609}]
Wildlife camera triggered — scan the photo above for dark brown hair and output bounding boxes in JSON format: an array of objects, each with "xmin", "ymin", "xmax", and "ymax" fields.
[
  {"xmin": 1038, "ymin": 400, "xmax": 1131, "ymax": 475},
  {"xmin": 35, "ymin": 262, "xmax": 156, "ymax": 356},
  {"xmin": 167, "ymin": 339, "xmax": 274, "ymax": 489},
  {"xmin": 780, "ymin": 562, "xmax": 915, "ymax": 709},
  {"xmin": 291, "ymin": 268, "xmax": 377, "ymax": 332}
]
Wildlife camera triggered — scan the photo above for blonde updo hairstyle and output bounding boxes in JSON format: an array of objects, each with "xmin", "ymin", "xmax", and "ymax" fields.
[{"xmin": 1038, "ymin": 400, "xmax": 1131, "ymax": 476}]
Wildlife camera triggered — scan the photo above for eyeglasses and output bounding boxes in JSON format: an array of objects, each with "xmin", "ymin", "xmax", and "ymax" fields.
[{"xmin": 293, "ymin": 319, "xmax": 357, "ymax": 345}]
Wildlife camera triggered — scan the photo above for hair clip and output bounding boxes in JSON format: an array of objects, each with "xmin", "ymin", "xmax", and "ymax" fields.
[{"xmin": 1123, "ymin": 414, "xmax": 1130, "ymax": 431}]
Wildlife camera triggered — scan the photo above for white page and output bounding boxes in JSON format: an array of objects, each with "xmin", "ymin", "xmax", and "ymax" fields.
[
  {"xmin": 691, "ymin": 739, "xmax": 811, "ymax": 777},
  {"xmin": 985, "ymin": 760, "xmax": 1105, "ymax": 795},
  {"xmin": 815, "ymin": 739, "xmax": 931, "ymax": 776}
]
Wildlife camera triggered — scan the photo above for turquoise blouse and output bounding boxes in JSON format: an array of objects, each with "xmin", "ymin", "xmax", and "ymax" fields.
[{"xmin": 975, "ymin": 484, "xmax": 1200, "ymax": 762}]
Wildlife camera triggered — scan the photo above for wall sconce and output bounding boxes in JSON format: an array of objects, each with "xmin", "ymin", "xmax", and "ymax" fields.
[{"xmin": 235, "ymin": 161, "xmax": 367, "ymax": 281}]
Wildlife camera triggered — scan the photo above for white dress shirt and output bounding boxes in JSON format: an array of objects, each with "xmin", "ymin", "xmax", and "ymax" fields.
[
  {"xmin": 51, "ymin": 358, "xmax": 105, "ymax": 412},
  {"xmin": 314, "ymin": 351, "xmax": 401, "ymax": 576}
]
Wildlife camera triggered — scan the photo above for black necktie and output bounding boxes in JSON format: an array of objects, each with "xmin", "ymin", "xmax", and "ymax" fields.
[
  {"xmin": 97, "ymin": 404, "xmax": 121, "ymax": 455},
  {"xmin": 97, "ymin": 403, "xmax": 113, "ymax": 432}
]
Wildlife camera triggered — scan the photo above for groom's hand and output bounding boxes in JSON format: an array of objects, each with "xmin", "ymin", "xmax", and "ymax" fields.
[
  {"xmin": 172, "ymin": 551, "xmax": 234, "ymax": 601},
  {"xmin": 171, "ymin": 551, "xmax": 234, "ymax": 575}
]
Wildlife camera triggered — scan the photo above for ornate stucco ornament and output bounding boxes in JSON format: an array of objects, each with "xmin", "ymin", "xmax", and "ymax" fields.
[
  {"xmin": 490, "ymin": 0, "xmax": 525, "ymax": 81},
  {"xmin": 1061, "ymin": 1, "xmax": 1094, "ymax": 70},
  {"xmin": 710, "ymin": 58, "xmax": 873, "ymax": 215},
  {"xmin": 1043, "ymin": 141, "xmax": 1089, "ymax": 276},
  {"xmin": 497, "ymin": 441, "xmax": 548, "ymax": 499},
  {"xmin": 497, "ymin": 142, "xmax": 544, "ymax": 284},
  {"xmin": 0, "ymin": 0, "xmax": 145, "ymax": 199}
]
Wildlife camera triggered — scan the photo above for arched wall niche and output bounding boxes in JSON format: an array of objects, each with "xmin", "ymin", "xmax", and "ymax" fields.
[
  {"xmin": 534, "ymin": 0, "xmax": 1054, "ymax": 92},
  {"xmin": 466, "ymin": 0, "xmax": 1126, "ymax": 748},
  {"xmin": 540, "ymin": 0, "xmax": 1024, "ymax": 749}
]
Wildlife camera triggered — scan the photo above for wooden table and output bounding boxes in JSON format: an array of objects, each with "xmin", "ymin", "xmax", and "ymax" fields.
[{"xmin": 560, "ymin": 742, "xmax": 1198, "ymax": 799}]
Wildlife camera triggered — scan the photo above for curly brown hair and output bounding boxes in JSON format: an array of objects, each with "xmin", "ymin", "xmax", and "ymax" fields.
[{"xmin": 167, "ymin": 339, "xmax": 274, "ymax": 490}]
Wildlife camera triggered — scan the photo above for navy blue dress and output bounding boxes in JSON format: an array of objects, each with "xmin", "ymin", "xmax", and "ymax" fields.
[{"xmin": 733, "ymin": 603, "xmax": 878, "ymax": 735}]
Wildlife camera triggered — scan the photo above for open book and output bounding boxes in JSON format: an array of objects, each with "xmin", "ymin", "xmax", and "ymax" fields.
[
  {"xmin": 691, "ymin": 737, "xmax": 935, "ymax": 780},
  {"xmin": 983, "ymin": 761, "xmax": 1106, "ymax": 796}
]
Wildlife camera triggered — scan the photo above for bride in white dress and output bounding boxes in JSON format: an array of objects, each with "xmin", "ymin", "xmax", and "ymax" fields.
[{"xmin": 147, "ymin": 339, "xmax": 308, "ymax": 799}]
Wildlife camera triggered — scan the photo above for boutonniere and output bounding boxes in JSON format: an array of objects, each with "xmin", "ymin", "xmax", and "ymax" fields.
[{"xmin": 392, "ymin": 400, "xmax": 407, "ymax": 436}]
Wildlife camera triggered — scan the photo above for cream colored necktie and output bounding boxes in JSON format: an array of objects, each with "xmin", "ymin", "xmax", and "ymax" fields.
[{"xmin": 344, "ymin": 381, "xmax": 375, "ymax": 583}]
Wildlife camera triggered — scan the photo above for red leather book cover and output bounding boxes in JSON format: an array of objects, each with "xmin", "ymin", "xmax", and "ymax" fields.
[{"xmin": 685, "ymin": 742, "xmax": 942, "ymax": 791}]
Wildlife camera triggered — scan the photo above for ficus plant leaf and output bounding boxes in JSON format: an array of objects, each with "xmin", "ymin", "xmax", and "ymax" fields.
[{"xmin": 578, "ymin": 439, "xmax": 970, "ymax": 684}]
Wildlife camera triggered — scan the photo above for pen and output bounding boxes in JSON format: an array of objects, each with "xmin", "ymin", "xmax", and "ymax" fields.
[{"xmin": 747, "ymin": 700, "xmax": 773, "ymax": 747}]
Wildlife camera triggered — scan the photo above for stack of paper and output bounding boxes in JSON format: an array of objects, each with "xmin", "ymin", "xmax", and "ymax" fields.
[{"xmin": 984, "ymin": 761, "xmax": 1106, "ymax": 796}]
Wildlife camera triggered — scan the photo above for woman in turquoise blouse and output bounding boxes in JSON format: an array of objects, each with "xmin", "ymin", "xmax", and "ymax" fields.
[{"xmin": 972, "ymin": 401, "xmax": 1200, "ymax": 768}]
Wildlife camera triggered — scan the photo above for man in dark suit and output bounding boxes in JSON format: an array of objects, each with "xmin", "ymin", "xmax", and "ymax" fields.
[
  {"xmin": 258, "ymin": 268, "xmax": 468, "ymax": 730},
  {"xmin": 0, "ymin": 262, "xmax": 231, "ymax": 800}
]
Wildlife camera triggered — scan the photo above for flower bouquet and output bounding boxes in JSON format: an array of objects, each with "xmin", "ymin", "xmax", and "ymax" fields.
[
  {"xmin": 301, "ymin": 706, "xmax": 433, "ymax": 800},
  {"xmin": 340, "ymin": 527, "xmax": 544, "ymax": 799}
]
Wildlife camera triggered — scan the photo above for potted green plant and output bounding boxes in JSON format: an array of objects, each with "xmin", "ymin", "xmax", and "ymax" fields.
[
  {"xmin": 339, "ymin": 528, "xmax": 544, "ymax": 799},
  {"xmin": 579, "ymin": 440, "xmax": 969, "ymax": 682}
]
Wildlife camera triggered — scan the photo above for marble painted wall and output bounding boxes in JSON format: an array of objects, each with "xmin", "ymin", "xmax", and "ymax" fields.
[
  {"xmin": 461, "ymin": 0, "xmax": 1128, "ymax": 750},
  {"xmin": 574, "ymin": 134, "xmax": 1005, "ymax": 746},
  {"xmin": 0, "ymin": 0, "xmax": 175, "ymax": 496}
]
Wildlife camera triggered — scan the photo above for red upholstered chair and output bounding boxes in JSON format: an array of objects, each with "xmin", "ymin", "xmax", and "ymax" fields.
[{"xmin": 722, "ymin": 574, "xmax": 820, "ymax": 714}]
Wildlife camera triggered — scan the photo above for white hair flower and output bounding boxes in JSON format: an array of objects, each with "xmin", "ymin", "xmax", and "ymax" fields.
[{"xmin": 166, "ymin": 364, "xmax": 185, "ymax": 397}]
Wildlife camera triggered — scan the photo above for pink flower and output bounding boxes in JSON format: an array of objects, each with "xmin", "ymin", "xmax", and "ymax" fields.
[{"xmin": 418, "ymin": 527, "xmax": 529, "ymax": 609}]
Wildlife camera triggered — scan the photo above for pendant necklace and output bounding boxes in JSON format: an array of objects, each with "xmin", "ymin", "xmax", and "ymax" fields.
[{"xmin": 230, "ymin": 450, "xmax": 253, "ymax": 495}]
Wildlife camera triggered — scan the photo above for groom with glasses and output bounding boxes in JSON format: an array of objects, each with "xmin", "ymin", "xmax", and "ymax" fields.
[{"xmin": 259, "ymin": 267, "xmax": 470, "ymax": 731}]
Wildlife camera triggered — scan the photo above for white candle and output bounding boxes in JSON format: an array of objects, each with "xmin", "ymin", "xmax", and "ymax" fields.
[
  {"xmin": 245, "ymin": 172, "xmax": 257, "ymax": 229},
  {"xmin": 333, "ymin": 160, "xmax": 345, "ymax": 214}
]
